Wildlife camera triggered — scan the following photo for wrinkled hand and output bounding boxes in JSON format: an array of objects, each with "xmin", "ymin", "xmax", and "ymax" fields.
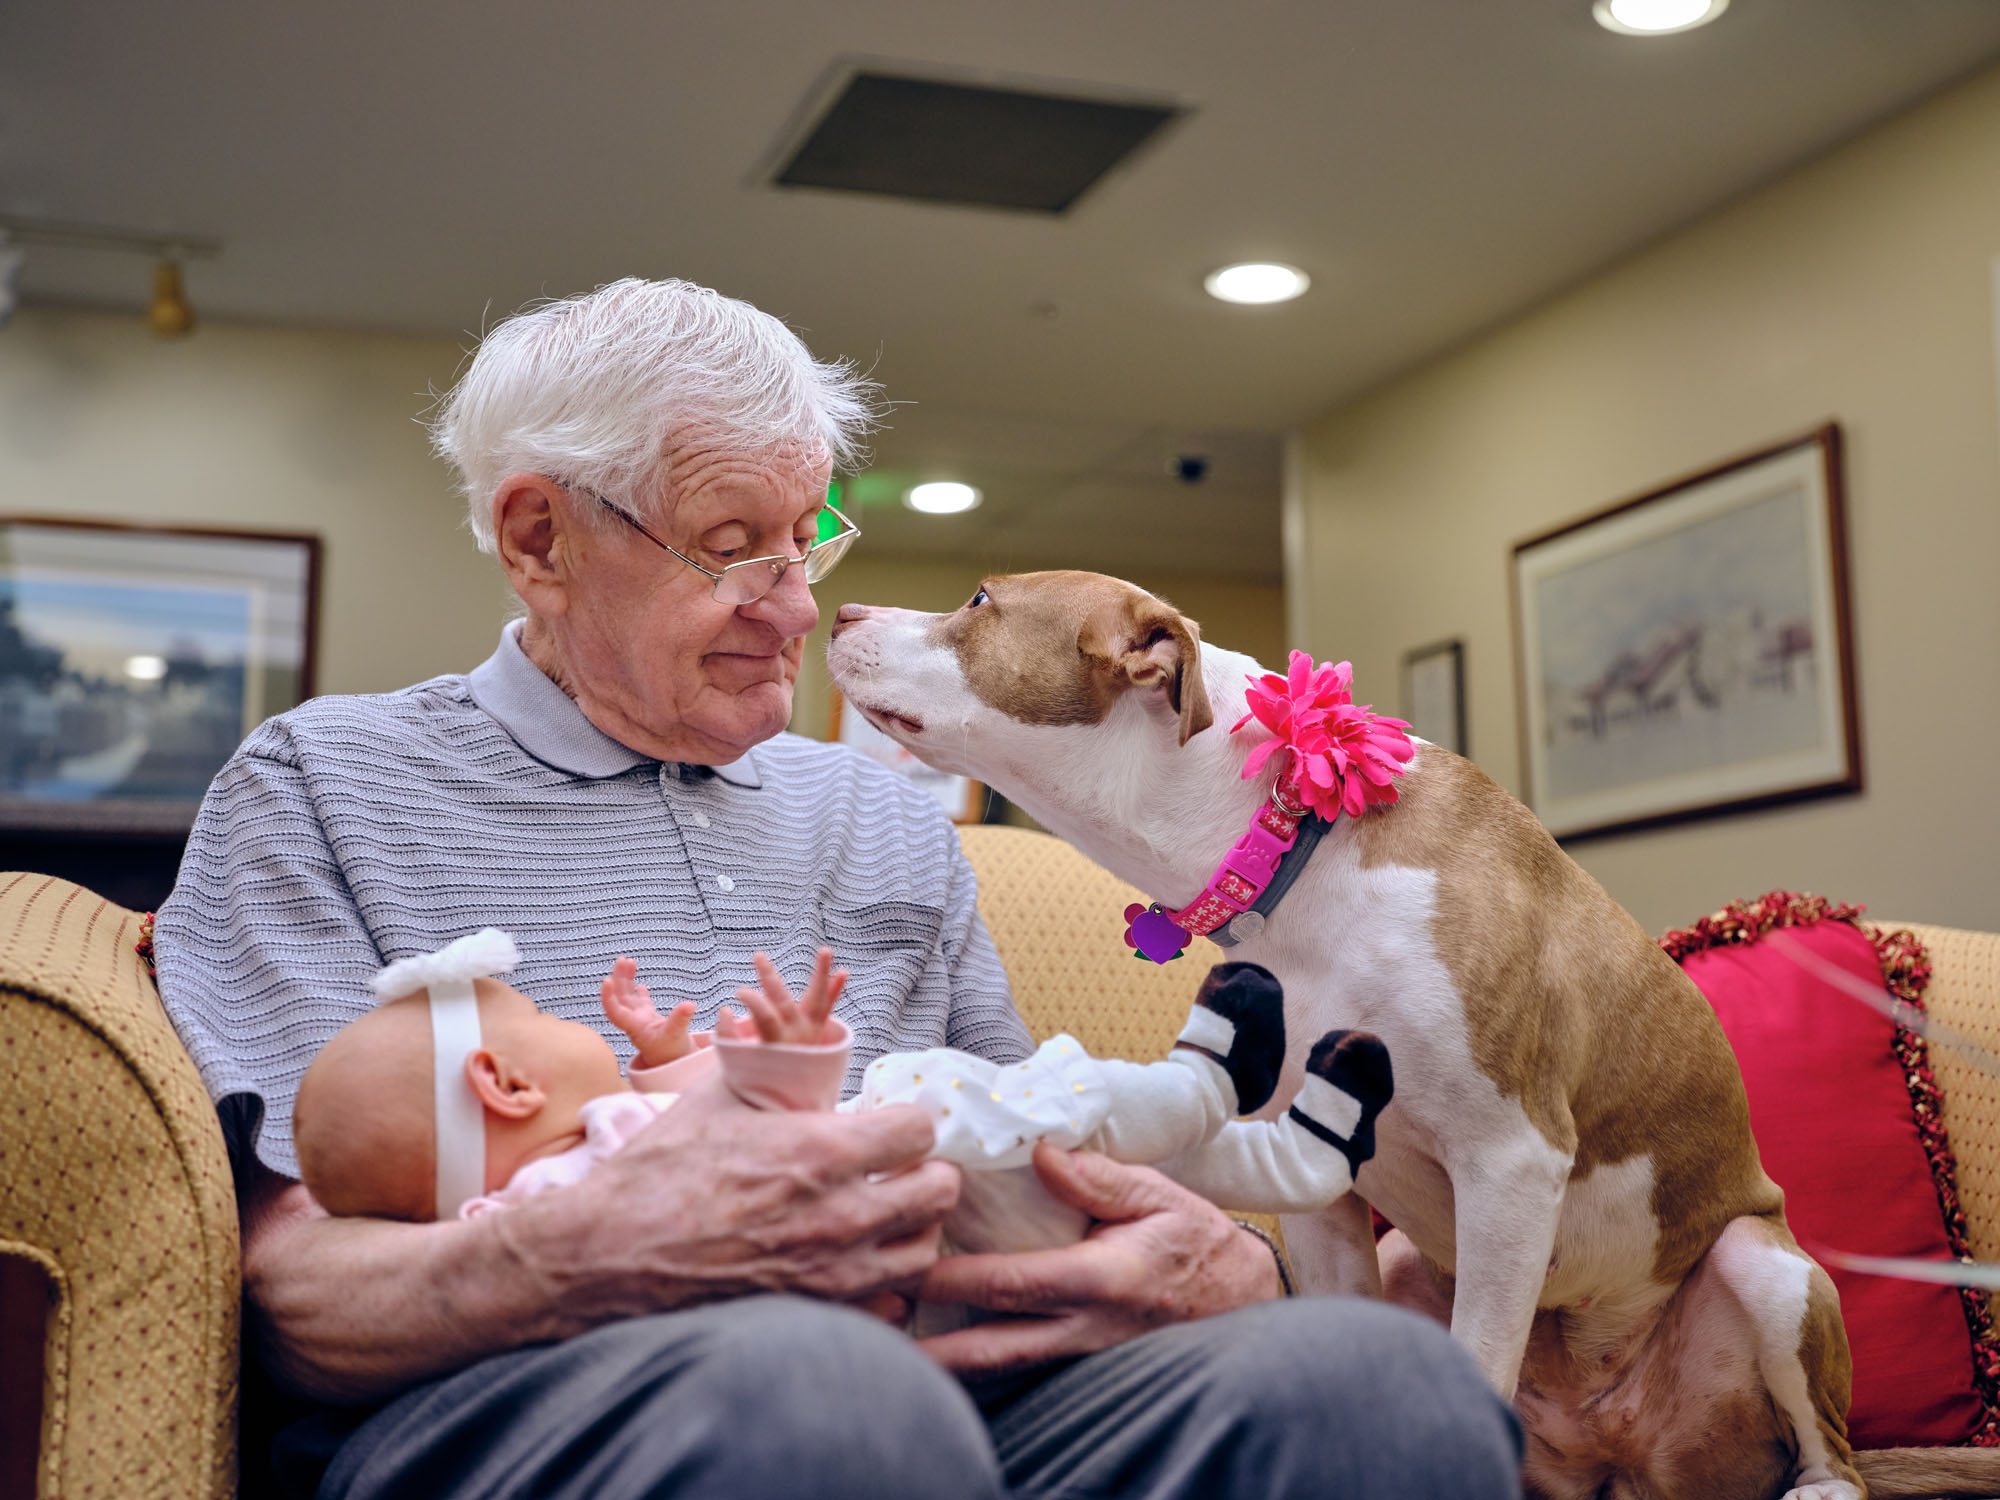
[
  {"xmin": 600, "ymin": 956, "xmax": 699, "ymax": 1068},
  {"xmin": 495, "ymin": 1074, "xmax": 960, "ymax": 1326},
  {"xmin": 916, "ymin": 1142, "xmax": 1282, "ymax": 1374},
  {"xmin": 716, "ymin": 948, "xmax": 848, "ymax": 1046}
]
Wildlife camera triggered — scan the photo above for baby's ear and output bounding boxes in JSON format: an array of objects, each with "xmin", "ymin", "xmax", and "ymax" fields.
[{"xmin": 466, "ymin": 1049, "xmax": 546, "ymax": 1119}]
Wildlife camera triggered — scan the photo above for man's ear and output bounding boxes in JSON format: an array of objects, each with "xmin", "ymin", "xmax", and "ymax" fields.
[
  {"xmin": 465, "ymin": 1048, "xmax": 547, "ymax": 1121},
  {"xmin": 493, "ymin": 473, "xmax": 574, "ymax": 618},
  {"xmin": 1116, "ymin": 612, "xmax": 1214, "ymax": 745}
]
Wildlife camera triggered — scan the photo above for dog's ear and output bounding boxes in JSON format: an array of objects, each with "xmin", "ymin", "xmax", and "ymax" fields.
[{"xmin": 1113, "ymin": 611, "xmax": 1214, "ymax": 745}]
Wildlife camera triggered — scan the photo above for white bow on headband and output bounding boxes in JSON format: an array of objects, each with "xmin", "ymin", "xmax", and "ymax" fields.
[{"xmin": 373, "ymin": 928, "xmax": 520, "ymax": 1220}]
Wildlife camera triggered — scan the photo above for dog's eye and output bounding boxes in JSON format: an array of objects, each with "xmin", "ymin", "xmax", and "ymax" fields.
[{"xmin": 966, "ymin": 588, "xmax": 989, "ymax": 609}]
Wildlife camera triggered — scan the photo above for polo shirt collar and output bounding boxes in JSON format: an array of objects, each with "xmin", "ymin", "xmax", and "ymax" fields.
[{"xmin": 468, "ymin": 621, "xmax": 762, "ymax": 788}]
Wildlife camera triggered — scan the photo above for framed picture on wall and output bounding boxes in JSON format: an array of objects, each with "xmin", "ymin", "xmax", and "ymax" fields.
[
  {"xmin": 1402, "ymin": 638, "xmax": 1467, "ymax": 757},
  {"xmin": 829, "ymin": 688, "xmax": 985, "ymax": 823},
  {"xmin": 0, "ymin": 517, "xmax": 321, "ymax": 834},
  {"xmin": 1509, "ymin": 425, "xmax": 1860, "ymax": 841}
]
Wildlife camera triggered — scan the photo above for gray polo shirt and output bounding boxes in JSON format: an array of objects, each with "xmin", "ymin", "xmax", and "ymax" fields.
[{"xmin": 155, "ymin": 622, "xmax": 1031, "ymax": 1182}]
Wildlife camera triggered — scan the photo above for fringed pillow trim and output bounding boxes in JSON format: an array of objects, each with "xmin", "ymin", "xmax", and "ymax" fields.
[
  {"xmin": 1660, "ymin": 890, "xmax": 2000, "ymax": 1446},
  {"xmin": 136, "ymin": 910, "xmax": 157, "ymax": 980}
]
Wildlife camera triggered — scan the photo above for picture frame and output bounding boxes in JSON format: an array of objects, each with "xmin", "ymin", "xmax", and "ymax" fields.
[
  {"xmin": 828, "ymin": 687, "xmax": 986, "ymax": 823},
  {"xmin": 1510, "ymin": 425, "xmax": 1861, "ymax": 841},
  {"xmin": 0, "ymin": 516, "xmax": 321, "ymax": 834},
  {"xmin": 1402, "ymin": 638, "xmax": 1467, "ymax": 757}
]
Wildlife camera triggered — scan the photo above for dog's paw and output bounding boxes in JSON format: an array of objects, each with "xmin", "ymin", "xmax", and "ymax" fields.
[
  {"xmin": 1182, "ymin": 961, "xmax": 1286, "ymax": 1113},
  {"xmin": 1289, "ymin": 1029, "xmax": 1394, "ymax": 1173}
]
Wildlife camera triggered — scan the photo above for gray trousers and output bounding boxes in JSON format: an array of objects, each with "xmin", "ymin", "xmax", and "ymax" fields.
[{"xmin": 311, "ymin": 1295, "xmax": 1521, "ymax": 1500}]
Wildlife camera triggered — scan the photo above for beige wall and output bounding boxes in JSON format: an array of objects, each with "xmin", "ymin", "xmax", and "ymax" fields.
[
  {"xmin": 1292, "ymin": 63, "xmax": 2000, "ymax": 935},
  {"xmin": 0, "ymin": 305, "xmax": 1283, "ymax": 760},
  {"xmin": 0, "ymin": 306, "xmax": 514, "ymax": 695},
  {"xmin": 789, "ymin": 554, "xmax": 1286, "ymax": 744}
]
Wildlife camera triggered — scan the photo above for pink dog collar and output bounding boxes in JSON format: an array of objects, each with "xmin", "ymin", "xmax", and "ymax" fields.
[
  {"xmin": 1122, "ymin": 654, "xmax": 1416, "ymax": 965},
  {"xmin": 1122, "ymin": 765, "xmax": 1311, "ymax": 962}
]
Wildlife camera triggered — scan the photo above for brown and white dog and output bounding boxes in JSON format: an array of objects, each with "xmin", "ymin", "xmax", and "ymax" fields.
[{"xmin": 828, "ymin": 571, "xmax": 2000, "ymax": 1500}]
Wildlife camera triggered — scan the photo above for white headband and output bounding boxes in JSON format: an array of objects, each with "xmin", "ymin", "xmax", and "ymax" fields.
[{"xmin": 372, "ymin": 928, "xmax": 520, "ymax": 1221}]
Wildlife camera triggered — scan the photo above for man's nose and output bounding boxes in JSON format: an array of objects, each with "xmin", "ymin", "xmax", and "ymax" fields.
[
  {"xmin": 744, "ymin": 560, "xmax": 819, "ymax": 635},
  {"xmin": 832, "ymin": 602, "xmax": 872, "ymax": 640}
]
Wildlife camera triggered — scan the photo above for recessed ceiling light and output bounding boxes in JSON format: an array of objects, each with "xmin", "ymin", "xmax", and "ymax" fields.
[
  {"xmin": 1204, "ymin": 262, "xmax": 1310, "ymax": 305},
  {"xmin": 1592, "ymin": 0, "xmax": 1728, "ymax": 36},
  {"xmin": 905, "ymin": 481, "xmax": 982, "ymax": 515}
]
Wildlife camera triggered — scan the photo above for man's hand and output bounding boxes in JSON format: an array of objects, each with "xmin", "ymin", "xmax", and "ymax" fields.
[
  {"xmin": 502, "ymin": 1072, "xmax": 957, "ymax": 1325},
  {"xmin": 915, "ymin": 1141, "xmax": 1283, "ymax": 1374}
]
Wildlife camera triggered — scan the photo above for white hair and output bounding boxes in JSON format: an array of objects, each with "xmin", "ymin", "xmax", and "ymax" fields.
[{"xmin": 430, "ymin": 278, "xmax": 882, "ymax": 551}]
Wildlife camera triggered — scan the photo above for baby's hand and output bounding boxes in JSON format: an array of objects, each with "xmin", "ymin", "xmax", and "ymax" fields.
[
  {"xmin": 715, "ymin": 948, "xmax": 847, "ymax": 1046},
  {"xmin": 600, "ymin": 956, "xmax": 699, "ymax": 1069}
]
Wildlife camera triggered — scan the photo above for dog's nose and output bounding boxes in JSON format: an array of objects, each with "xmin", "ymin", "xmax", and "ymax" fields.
[{"xmin": 831, "ymin": 602, "xmax": 871, "ymax": 639}]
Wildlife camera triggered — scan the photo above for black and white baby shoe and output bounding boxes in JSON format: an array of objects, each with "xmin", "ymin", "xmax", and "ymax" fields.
[
  {"xmin": 1174, "ymin": 961, "xmax": 1288, "ymax": 1115},
  {"xmin": 1288, "ymin": 1030, "xmax": 1395, "ymax": 1176}
]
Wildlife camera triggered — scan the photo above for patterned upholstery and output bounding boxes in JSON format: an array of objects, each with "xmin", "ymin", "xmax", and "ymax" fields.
[
  {"xmin": 0, "ymin": 873, "xmax": 239, "ymax": 1500},
  {"xmin": 957, "ymin": 825, "xmax": 1225, "ymax": 1063},
  {"xmin": 1891, "ymin": 923, "xmax": 2000, "ymax": 1267}
]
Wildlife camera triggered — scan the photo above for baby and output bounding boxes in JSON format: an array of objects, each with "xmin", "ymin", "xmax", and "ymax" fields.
[
  {"xmin": 293, "ymin": 930, "xmax": 1396, "ymax": 1260},
  {"xmin": 293, "ymin": 931, "xmax": 853, "ymax": 1221}
]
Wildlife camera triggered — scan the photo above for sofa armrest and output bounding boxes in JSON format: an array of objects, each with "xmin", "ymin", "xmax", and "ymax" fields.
[{"xmin": 0, "ymin": 874, "xmax": 239, "ymax": 1500}]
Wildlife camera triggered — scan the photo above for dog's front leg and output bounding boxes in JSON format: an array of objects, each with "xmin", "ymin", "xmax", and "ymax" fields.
[
  {"xmin": 1281, "ymin": 1194, "xmax": 1382, "ymax": 1298},
  {"xmin": 1447, "ymin": 1138, "xmax": 1572, "ymax": 1399}
]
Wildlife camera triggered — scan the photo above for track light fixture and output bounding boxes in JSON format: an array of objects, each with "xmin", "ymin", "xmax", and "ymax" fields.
[
  {"xmin": 149, "ymin": 259, "xmax": 195, "ymax": 337},
  {"xmin": 0, "ymin": 215, "xmax": 219, "ymax": 337}
]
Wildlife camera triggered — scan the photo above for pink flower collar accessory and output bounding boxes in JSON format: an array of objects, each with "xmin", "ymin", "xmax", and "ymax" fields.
[{"xmin": 1123, "ymin": 653, "xmax": 1417, "ymax": 963}]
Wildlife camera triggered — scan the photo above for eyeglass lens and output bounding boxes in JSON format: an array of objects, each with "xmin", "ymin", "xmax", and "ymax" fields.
[
  {"xmin": 802, "ymin": 527, "xmax": 855, "ymax": 580},
  {"xmin": 711, "ymin": 524, "xmax": 856, "ymax": 605}
]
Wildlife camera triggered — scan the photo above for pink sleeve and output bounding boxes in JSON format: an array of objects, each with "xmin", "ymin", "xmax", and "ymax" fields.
[
  {"xmin": 627, "ymin": 1045, "xmax": 721, "ymax": 1095},
  {"xmin": 712, "ymin": 1016, "xmax": 852, "ymax": 1112}
]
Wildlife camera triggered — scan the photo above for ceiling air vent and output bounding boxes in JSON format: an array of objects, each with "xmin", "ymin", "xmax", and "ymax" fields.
[{"xmin": 772, "ymin": 71, "xmax": 1180, "ymax": 215}]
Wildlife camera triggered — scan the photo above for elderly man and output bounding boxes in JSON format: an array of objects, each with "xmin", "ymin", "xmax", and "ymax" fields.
[{"xmin": 155, "ymin": 278, "xmax": 1520, "ymax": 1500}]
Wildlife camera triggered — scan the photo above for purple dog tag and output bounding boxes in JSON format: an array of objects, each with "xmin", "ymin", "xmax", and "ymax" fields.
[{"xmin": 1123, "ymin": 902, "xmax": 1191, "ymax": 965}]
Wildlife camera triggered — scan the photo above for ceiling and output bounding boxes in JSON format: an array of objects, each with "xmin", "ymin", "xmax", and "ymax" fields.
[{"xmin": 9, "ymin": 0, "xmax": 2000, "ymax": 581}]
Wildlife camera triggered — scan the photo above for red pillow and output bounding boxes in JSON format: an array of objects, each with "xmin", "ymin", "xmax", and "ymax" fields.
[{"xmin": 1663, "ymin": 893, "xmax": 2000, "ymax": 1449}]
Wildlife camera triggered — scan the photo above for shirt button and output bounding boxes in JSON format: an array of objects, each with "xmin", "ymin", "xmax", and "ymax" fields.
[
  {"xmin": 691, "ymin": 810, "xmax": 711, "ymax": 829},
  {"xmin": 716, "ymin": 875, "xmax": 735, "ymax": 893}
]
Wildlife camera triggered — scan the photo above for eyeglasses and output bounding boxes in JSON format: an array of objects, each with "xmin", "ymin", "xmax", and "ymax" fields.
[{"xmin": 572, "ymin": 485, "xmax": 862, "ymax": 606}]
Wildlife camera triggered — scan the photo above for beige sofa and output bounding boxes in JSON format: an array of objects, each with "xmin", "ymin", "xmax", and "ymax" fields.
[{"xmin": 2, "ymin": 825, "xmax": 1997, "ymax": 1499}]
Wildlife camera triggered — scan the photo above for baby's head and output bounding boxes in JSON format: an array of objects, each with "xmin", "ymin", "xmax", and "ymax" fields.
[{"xmin": 296, "ymin": 950, "xmax": 627, "ymax": 1221}]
